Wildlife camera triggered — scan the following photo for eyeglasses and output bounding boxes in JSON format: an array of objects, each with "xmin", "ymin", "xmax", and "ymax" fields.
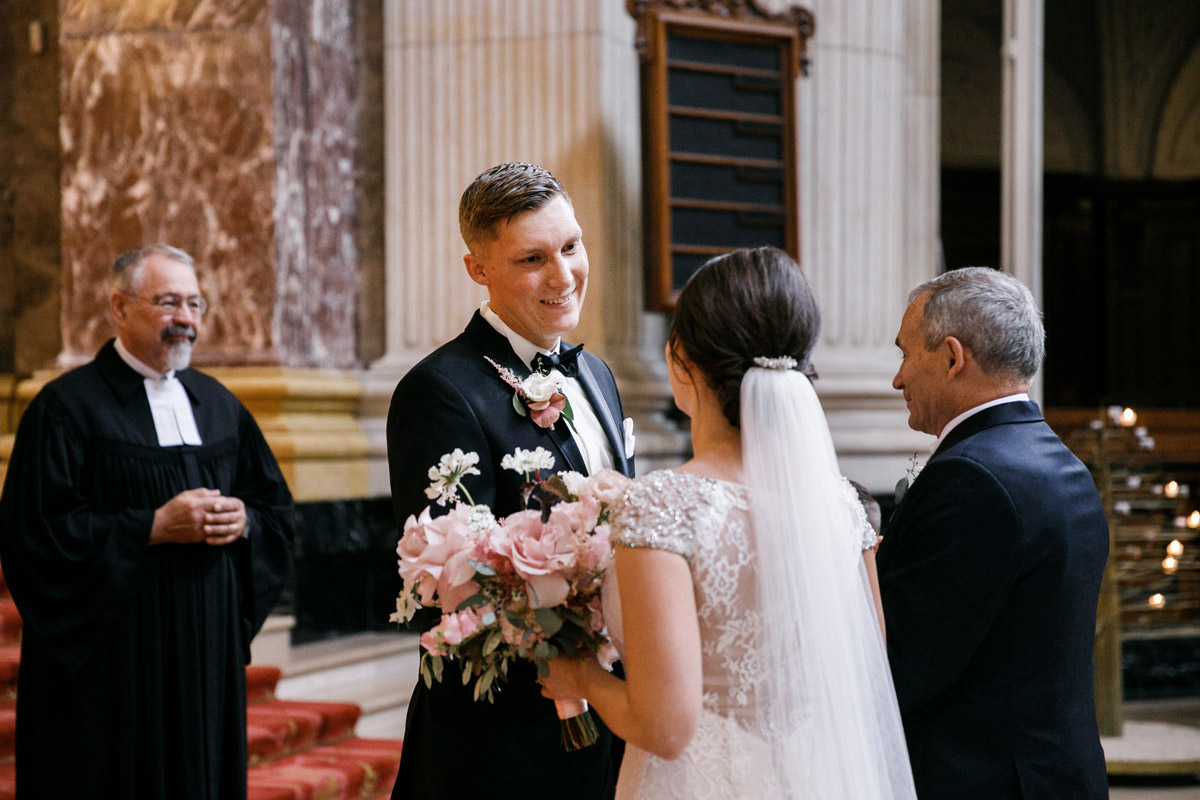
[{"xmin": 123, "ymin": 292, "xmax": 208, "ymax": 317}]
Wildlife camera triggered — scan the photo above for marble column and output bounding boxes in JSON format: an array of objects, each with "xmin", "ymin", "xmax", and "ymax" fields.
[
  {"xmin": 791, "ymin": 0, "xmax": 939, "ymax": 490},
  {"xmin": 366, "ymin": 0, "xmax": 684, "ymax": 494},
  {"xmin": 1001, "ymin": 0, "xmax": 1044, "ymax": 403}
]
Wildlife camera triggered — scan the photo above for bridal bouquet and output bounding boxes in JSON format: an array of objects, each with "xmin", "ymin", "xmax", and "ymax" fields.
[{"xmin": 392, "ymin": 446, "xmax": 627, "ymax": 749}]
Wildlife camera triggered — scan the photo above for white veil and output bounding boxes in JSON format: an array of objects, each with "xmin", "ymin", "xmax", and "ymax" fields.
[{"xmin": 741, "ymin": 365, "xmax": 916, "ymax": 799}]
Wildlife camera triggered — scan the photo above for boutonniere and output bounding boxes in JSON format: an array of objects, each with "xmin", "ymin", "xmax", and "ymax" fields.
[
  {"xmin": 894, "ymin": 453, "xmax": 925, "ymax": 504},
  {"xmin": 485, "ymin": 357, "xmax": 575, "ymax": 430}
]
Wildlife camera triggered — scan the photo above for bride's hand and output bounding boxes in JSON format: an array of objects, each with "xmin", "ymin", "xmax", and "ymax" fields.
[{"xmin": 539, "ymin": 656, "xmax": 587, "ymax": 701}]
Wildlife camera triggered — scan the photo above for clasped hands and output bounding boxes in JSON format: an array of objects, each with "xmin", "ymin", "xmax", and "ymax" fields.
[{"xmin": 150, "ymin": 487, "xmax": 247, "ymax": 546}]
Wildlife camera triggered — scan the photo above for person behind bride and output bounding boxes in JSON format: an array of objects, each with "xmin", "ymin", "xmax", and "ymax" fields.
[{"xmin": 540, "ymin": 246, "xmax": 917, "ymax": 799}]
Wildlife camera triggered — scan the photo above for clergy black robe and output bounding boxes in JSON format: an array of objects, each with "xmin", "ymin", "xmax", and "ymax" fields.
[{"xmin": 0, "ymin": 340, "xmax": 294, "ymax": 800}]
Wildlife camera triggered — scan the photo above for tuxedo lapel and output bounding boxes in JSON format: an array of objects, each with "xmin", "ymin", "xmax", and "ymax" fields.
[
  {"xmin": 463, "ymin": 312, "xmax": 587, "ymax": 474},
  {"xmin": 574, "ymin": 355, "xmax": 629, "ymax": 475}
]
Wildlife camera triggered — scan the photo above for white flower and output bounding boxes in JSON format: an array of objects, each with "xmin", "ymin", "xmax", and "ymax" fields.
[
  {"xmin": 424, "ymin": 448, "xmax": 481, "ymax": 506},
  {"xmin": 559, "ymin": 471, "xmax": 587, "ymax": 497},
  {"xmin": 519, "ymin": 372, "xmax": 562, "ymax": 403},
  {"xmin": 390, "ymin": 591, "xmax": 419, "ymax": 624},
  {"xmin": 463, "ymin": 504, "xmax": 497, "ymax": 534},
  {"xmin": 500, "ymin": 446, "xmax": 556, "ymax": 475}
]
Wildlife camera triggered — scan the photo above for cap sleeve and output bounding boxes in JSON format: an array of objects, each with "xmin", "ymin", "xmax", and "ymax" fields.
[
  {"xmin": 609, "ymin": 471, "xmax": 697, "ymax": 561},
  {"xmin": 840, "ymin": 477, "xmax": 880, "ymax": 551}
]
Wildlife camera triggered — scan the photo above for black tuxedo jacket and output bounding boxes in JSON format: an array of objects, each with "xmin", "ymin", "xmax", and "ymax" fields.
[
  {"xmin": 876, "ymin": 401, "xmax": 1108, "ymax": 800},
  {"xmin": 386, "ymin": 311, "xmax": 634, "ymax": 800}
]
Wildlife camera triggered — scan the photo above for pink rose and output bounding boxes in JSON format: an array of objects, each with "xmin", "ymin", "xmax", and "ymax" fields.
[
  {"xmin": 576, "ymin": 523, "xmax": 612, "ymax": 574},
  {"xmin": 397, "ymin": 508, "xmax": 477, "ymax": 605},
  {"xmin": 528, "ymin": 392, "xmax": 566, "ymax": 429},
  {"xmin": 547, "ymin": 498, "xmax": 600, "ymax": 539},
  {"xmin": 580, "ymin": 469, "xmax": 630, "ymax": 507},
  {"xmin": 497, "ymin": 510, "xmax": 576, "ymax": 608},
  {"xmin": 586, "ymin": 595, "xmax": 607, "ymax": 633},
  {"xmin": 595, "ymin": 641, "xmax": 619, "ymax": 672},
  {"xmin": 419, "ymin": 608, "xmax": 483, "ymax": 656}
]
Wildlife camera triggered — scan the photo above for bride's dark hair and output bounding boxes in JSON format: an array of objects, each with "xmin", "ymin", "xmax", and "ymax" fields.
[{"xmin": 668, "ymin": 246, "xmax": 821, "ymax": 429}]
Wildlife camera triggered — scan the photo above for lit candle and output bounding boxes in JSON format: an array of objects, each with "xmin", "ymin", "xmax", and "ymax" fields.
[
  {"xmin": 1189, "ymin": 511, "xmax": 1200, "ymax": 529},
  {"xmin": 1167, "ymin": 539, "xmax": 1184, "ymax": 557},
  {"xmin": 1149, "ymin": 593, "xmax": 1165, "ymax": 608},
  {"xmin": 1166, "ymin": 481, "xmax": 1180, "ymax": 499},
  {"xmin": 1163, "ymin": 556, "xmax": 1179, "ymax": 574},
  {"xmin": 1121, "ymin": 408, "xmax": 1137, "ymax": 427}
]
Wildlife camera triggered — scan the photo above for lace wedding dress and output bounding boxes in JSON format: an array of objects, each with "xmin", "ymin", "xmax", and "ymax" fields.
[{"xmin": 603, "ymin": 469, "xmax": 879, "ymax": 800}]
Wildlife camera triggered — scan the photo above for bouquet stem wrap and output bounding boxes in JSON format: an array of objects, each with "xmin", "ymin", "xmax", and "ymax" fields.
[{"xmin": 554, "ymin": 699, "xmax": 599, "ymax": 750}]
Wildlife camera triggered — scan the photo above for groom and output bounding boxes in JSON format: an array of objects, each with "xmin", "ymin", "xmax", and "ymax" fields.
[
  {"xmin": 387, "ymin": 163, "xmax": 634, "ymax": 800},
  {"xmin": 877, "ymin": 267, "xmax": 1108, "ymax": 799}
]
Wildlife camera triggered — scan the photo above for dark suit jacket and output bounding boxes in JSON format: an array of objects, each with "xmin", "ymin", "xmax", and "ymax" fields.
[
  {"xmin": 876, "ymin": 401, "xmax": 1109, "ymax": 800},
  {"xmin": 386, "ymin": 311, "xmax": 634, "ymax": 800}
]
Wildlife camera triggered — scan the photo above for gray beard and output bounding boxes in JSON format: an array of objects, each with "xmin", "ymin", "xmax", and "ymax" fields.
[{"xmin": 166, "ymin": 341, "xmax": 193, "ymax": 372}]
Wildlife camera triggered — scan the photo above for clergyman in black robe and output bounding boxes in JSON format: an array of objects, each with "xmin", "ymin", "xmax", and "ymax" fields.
[{"xmin": 0, "ymin": 244, "xmax": 294, "ymax": 800}]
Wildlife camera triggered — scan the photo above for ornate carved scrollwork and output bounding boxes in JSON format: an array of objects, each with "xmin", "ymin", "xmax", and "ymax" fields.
[{"xmin": 627, "ymin": 0, "xmax": 815, "ymax": 75}]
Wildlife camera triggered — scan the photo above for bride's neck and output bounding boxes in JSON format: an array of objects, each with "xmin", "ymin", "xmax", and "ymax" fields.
[{"xmin": 683, "ymin": 400, "xmax": 744, "ymax": 483}]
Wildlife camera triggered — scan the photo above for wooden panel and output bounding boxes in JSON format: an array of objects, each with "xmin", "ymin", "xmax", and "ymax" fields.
[{"xmin": 629, "ymin": 1, "xmax": 813, "ymax": 311}]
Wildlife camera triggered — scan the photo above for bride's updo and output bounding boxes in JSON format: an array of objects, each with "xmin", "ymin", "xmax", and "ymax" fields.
[{"xmin": 668, "ymin": 246, "xmax": 820, "ymax": 429}]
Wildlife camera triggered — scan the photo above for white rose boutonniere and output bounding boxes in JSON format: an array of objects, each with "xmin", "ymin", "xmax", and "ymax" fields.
[{"xmin": 485, "ymin": 357, "xmax": 575, "ymax": 430}]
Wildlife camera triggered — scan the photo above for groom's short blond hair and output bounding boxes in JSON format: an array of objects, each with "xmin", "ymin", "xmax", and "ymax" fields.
[{"xmin": 458, "ymin": 163, "xmax": 570, "ymax": 251}]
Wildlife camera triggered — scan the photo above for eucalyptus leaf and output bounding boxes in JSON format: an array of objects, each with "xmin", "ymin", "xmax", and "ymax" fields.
[
  {"xmin": 469, "ymin": 559, "xmax": 497, "ymax": 577},
  {"xmin": 504, "ymin": 610, "xmax": 524, "ymax": 628},
  {"xmin": 534, "ymin": 641, "xmax": 551, "ymax": 659},
  {"xmin": 483, "ymin": 629, "xmax": 503, "ymax": 656},
  {"xmin": 535, "ymin": 608, "xmax": 564, "ymax": 637},
  {"xmin": 455, "ymin": 593, "xmax": 489, "ymax": 612},
  {"xmin": 431, "ymin": 655, "xmax": 444, "ymax": 683},
  {"xmin": 512, "ymin": 393, "xmax": 528, "ymax": 417},
  {"xmin": 537, "ymin": 659, "xmax": 550, "ymax": 679}
]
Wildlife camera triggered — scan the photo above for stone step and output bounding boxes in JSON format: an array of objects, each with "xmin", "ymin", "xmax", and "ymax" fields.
[{"xmin": 271, "ymin": 632, "xmax": 422, "ymax": 740}]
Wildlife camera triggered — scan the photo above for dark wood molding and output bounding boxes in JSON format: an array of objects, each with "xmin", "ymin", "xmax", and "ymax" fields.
[
  {"xmin": 628, "ymin": 0, "xmax": 814, "ymax": 311},
  {"xmin": 628, "ymin": 0, "xmax": 814, "ymax": 76}
]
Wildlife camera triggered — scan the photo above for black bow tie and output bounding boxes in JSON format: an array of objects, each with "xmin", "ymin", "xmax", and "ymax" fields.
[{"xmin": 532, "ymin": 344, "xmax": 584, "ymax": 378}]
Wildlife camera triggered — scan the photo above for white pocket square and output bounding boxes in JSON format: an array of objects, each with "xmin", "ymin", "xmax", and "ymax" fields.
[{"xmin": 623, "ymin": 417, "xmax": 636, "ymax": 458}]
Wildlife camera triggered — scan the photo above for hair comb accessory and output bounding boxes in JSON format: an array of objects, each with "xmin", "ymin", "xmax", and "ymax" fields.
[{"xmin": 752, "ymin": 356, "xmax": 798, "ymax": 370}]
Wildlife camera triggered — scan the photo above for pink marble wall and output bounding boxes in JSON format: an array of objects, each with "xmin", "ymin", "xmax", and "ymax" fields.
[
  {"xmin": 271, "ymin": 0, "xmax": 359, "ymax": 368},
  {"xmin": 58, "ymin": 0, "xmax": 360, "ymax": 368}
]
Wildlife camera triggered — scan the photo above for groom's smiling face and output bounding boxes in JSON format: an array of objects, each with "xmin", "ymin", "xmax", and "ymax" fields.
[{"xmin": 464, "ymin": 195, "xmax": 589, "ymax": 350}]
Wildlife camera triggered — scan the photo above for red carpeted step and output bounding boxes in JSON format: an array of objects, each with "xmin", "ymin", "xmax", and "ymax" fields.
[
  {"xmin": 0, "ymin": 646, "xmax": 18, "ymax": 700},
  {"xmin": 303, "ymin": 739, "xmax": 403, "ymax": 798},
  {"xmin": 0, "ymin": 701, "xmax": 14, "ymax": 763},
  {"xmin": 0, "ymin": 602, "xmax": 18, "ymax": 647},
  {"xmin": 247, "ymin": 784, "xmax": 296, "ymax": 800},
  {"xmin": 254, "ymin": 700, "xmax": 360, "ymax": 745},
  {"xmin": 246, "ymin": 705, "xmax": 322, "ymax": 761},
  {"xmin": 246, "ymin": 665, "xmax": 283, "ymax": 705},
  {"xmin": 247, "ymin": 716, "xmax": 293, "ymax": 766},
  {"xmin": 249, "ymin": 758, "xmax": 363, "ymax": 800},
  {"xmin": 0, "ymin": 761, "xmax": 13, "ymax": 800}
]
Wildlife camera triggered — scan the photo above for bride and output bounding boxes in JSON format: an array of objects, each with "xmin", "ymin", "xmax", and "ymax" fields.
[{"xmin": 540, "ymin": 247, "xmax": 917, "ymax": 799}]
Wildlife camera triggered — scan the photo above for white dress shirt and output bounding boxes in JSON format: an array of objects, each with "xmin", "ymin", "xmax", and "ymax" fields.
[
  {"xmin": 114, "ymin": 338, "xmax": 203, "ymax": 447},
  {"xmin": 931, "ymin": 393, "xmax": 1029, "ymax": 454},
  {"xmin": 480, "ymin": 303, "xmax": 614, "ymax": 474}
]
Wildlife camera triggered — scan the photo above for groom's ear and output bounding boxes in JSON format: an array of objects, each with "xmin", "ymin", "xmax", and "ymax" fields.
[{"xmin": 464, "ymin": 252, "xmax": 489, "ymax": 286}]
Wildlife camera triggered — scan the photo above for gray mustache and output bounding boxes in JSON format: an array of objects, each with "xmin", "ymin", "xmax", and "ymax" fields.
[{"xmin": 163, "ymin": 324, "xmax": 197, "ymax": 343}]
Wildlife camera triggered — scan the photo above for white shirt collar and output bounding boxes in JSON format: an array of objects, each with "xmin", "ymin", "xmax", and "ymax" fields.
[
  {"xmin": 479, "ymin": 302, "xmax": 561, "ymax": 369},
  {"xmin": 931, "ymin": 393, "xmax": 1029, "ymax": 454},
  {"xmin": 114, "ymin": 337, "xmax": 174, "ymax": 381}
]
